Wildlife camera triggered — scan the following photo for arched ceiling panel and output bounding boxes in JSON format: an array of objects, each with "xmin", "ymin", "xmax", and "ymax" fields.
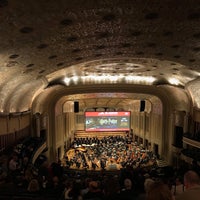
[
  {"xmin": 0, "ymin": 0, "xmax": 199, "ymax": 113},
  {"xmin": 7, "ymin": 79, "xmax": 47, "ymax": 113},
  {"xmin": 186, "ymin": 78, "xmax": 200, "ymax": 109},
  {"xmin": 32, "ymin": 84, "xmax": 190, "ymax": 115}
]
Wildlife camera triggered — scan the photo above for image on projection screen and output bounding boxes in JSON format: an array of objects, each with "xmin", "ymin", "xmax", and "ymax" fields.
[{"xmin": 85, "ymin": 111, "xmax": 131, "ymax": 131}]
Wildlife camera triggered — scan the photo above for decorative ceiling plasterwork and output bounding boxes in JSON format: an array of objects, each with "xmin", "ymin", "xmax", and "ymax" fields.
[
  {"xmin": 46, "ymin": 58, "xmax": 198, "ymax": 87},
  {"xmin": 186, "ymin": 78, "xmax": 200, "ymax": 109},
  {"xmin": 0, "ymin": 0, "xmax": 199, "ymax": 113}
]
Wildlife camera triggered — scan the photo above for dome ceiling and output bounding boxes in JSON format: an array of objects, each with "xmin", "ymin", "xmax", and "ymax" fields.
[{"xmin": 0, "ymin": 0, "xmax": 199, "ymax": 113}]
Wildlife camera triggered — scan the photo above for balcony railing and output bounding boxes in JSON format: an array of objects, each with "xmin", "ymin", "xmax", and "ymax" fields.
[{"xmin": 183, "ymin": 136, "xmax": 200, "ymax": 149}]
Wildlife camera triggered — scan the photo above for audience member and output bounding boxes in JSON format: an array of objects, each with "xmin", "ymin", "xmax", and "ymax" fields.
[
  {"xmin": 67, "ymin": 180, "xmax": 83, "ymax": 200},
  {"xmin": 120, "ymin": 178, "xmax": 138, "ymax": 200},
  {"xmin": 64, "ymin": 180, "xmax": 73, "ymax": 200},
  {"xmin": 171, "ymin": 177, "xmax": 184, "ymax": 196},
  {"xmin": 83, "ymin": 180, "xmax": 104, "ymax": 200},
  {"xmin": 103, "ymin": 176, "xmax": 121, "ymax": 200},
  {"xmin": 176, "ymin": 170, "xmax": 200, "ymax": 200},
  {"xmin": 27, "ymin": 178, "xmax": 40, "ymax": 193},
  {"xmin": 45, "ymin": 175, "xmax": 65, "ymax": 198},
  {"xmin": 137, "ymin": 178, "xmax": 155, "ymax": 200},
  {"xmin": 146, "ymin": 181, "xmax": 174, "ymax": 200},
  {"xmin": 8, "ymin": 154, "xmax": 19, "ymax": 173},
  {"xmin": 81, "ymin": 177, "xmax": 92, "ymax": 197}
]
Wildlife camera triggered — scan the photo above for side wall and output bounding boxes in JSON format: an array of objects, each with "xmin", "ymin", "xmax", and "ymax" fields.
[{"xmin": 0, "ymin": 114, "xmax": 31, "ymax": 153}]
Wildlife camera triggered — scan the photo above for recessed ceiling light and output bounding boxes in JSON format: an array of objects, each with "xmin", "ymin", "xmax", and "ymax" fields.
[{"xmin": 168, "ymin": 78, "xmax": 180, "ymax": 85}]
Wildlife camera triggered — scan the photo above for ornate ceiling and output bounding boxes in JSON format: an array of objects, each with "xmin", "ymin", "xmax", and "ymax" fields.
[{"xmin": 0, "ymin": 0, "xmax": 199, "ymax": 113}]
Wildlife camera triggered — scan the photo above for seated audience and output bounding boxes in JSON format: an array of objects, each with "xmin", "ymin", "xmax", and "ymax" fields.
[{"xmin": 0, "ymin": 134, "xmax": 182, "ymax": 200}]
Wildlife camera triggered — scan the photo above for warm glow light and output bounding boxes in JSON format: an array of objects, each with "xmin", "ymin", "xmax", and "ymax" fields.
[
  {"xmin": 64, "ymin": 75, "xmax": 156, "ymax": 85},
  {"xmin": 168, "ymin": 78, "xmax": 180, "ymax": 85},
  {"xmin": 64, "ymin": 77, "xmax": 71, "ymax": 85},
  {"xmin": 109, "ymin": 75, "xmax": 118, "ymax": 82},
  {"xmin": 125, "ymin": 75, "xmax": 156, "ymax": 84},
  {"xmin": 72, "ymin": 76, "xmax": 79, "ymax": 84}
]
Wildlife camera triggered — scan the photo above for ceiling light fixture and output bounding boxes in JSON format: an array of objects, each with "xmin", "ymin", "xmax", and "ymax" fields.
[
  {"xmin": 168, "ymin": 78, "xmax": 180, "ymax": 85},
  {"xmin": 63, "ymin": 77, "xmax": 71, "ymax": 85},
  {"xmin": 64, "ymin": 74, "xmax": 156, "ymax": 85},
  {"xmin": 125, "ymin": 75, "xmax": 156, "ymax": 84}
]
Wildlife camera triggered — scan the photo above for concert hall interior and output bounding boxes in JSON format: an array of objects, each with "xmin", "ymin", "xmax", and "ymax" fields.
[{"xmin": 0, "ymin": 0, "xmax": 200, "ymax": 199}]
